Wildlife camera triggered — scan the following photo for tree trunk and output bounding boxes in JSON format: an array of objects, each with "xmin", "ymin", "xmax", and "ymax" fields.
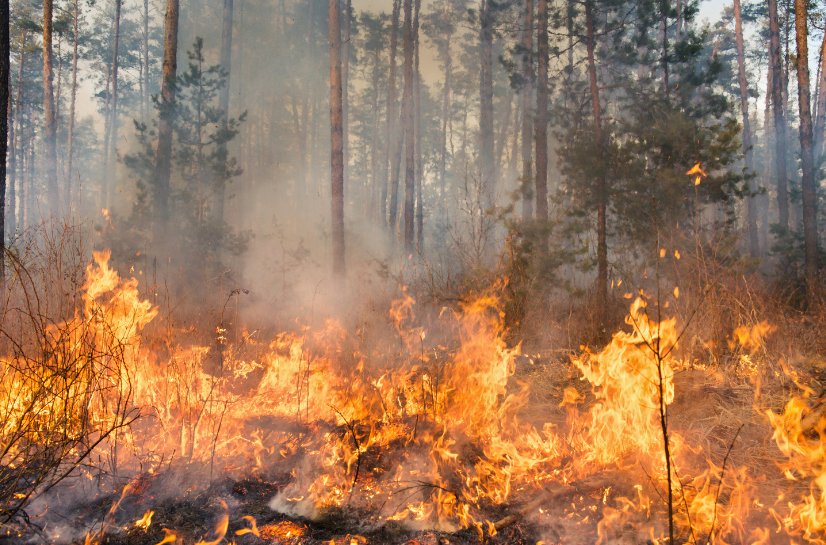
[
  {"xmin": 106, "ymin": 0, "xmax": 122, "ymax": 209},
  {"xmin": 11, "ymin": 31, "xmax": 26, "ymax": 234},
  {"xmin": 534, "ymin": 0, "xmax": 549, "ymax": 236},
  {"xmin": 216, "ymin": 0, "xmax": 234, "ymax": 224},
  {"xmin": 479, "ymin": 0, "xmax": 496, "ymax": 211},
  {"xmin": 55, "ymin": 34, "xmax": 62, "ymax": 130},
  {"xmin": 7, "ymin": 85, "xmax": 14, "ymax": 239},
  {"xmin": 1, "ymin": 0, "xmax": 8, "ymax": 281},
  {"xmin": 384, "ymin": 0, "xmax": 401, "ymax": 228},
  {"xmin": 369, "ymin": 48, "xmax": 382, "ymax": 222},
  {"xmin": 585, "ymin": 0, "xmax": 608, "ymax": 331},
  {"xmin": 438, "ymin": 12, "xmax": 452, "ymax": 226},
  {"xmin": 66, "ymin": 0, "xmax": 79, "ymax": 214},
  {"xmin": 794, "ymin": 0, "xmax": 819, "ymax": 295},
  {"xmin": 329, "ymin": 0, "xmax": 346, "ymax": 275},
  {"xmin": 768, "ymin": 0, "xmax": 789, "ymax": 231},
  {"xmin": 813, "ymin": 29, "xmax": 826, "ymax": 162},
  {"xmin": 733, "ymin": 0, "xmax": 759, "ymax": 256},
  {"xmin": 342, "ymin": 0, "xmax": 351, "ymax": 194},
  {"xmin": 42, "ymin": 0, "xmax": 60, "ymax": 216},
  {"xmin": 660, "ymin": 0, "xmax": 670, "ymax": 100},
  {"xmin": 154, "ymin": 0, "xmax": 180, "ymax": 241},
  {"xmin": 413, "ymin": 0, "xmax": 423, "ymax": 253},
  {"xmin": 143, "ymin": 0, "xmax": 150, "ymax": 116},
  {"xmin": 401, "ymin": 0, "xmax": 415, "ymax": 252},
  {"xmin": 520, "ymin": 0, "xmax": 534, "ymax": 220}
]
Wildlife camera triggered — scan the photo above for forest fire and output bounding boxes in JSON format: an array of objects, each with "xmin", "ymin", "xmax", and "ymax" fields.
[
  {"xmin": 0, "ymin": 251, "xmax": 819, "ymax": 544},
  {"xmin": 0, "ymin": 0, "xmax": 825, "ymax": 542}
]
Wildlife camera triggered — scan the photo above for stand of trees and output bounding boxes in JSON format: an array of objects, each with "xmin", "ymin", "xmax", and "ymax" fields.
[{"xmin": 0, "ymin": 0, "xmax": 823, "ymax": 311}]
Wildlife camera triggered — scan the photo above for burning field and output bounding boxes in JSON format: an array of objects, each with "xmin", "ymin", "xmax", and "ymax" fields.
[{"xmin": 0, "ymin": 250, "xmax": 823, "ymax": 545}]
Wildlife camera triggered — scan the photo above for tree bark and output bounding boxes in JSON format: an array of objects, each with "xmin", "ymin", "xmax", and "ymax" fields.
[
  {"xmin": 479, "ymin": 0, "xmax": 496, "ymax": 211},
  {"xmin": 329, "ymin": 0, "xmax": 346, "ymax": 275},
  {"xmin": 217, "ymin": 0, "xmax": 234, "ymax": 224},
  {"xmin": 105, "ymin": 0, "xmax": 122, "ymax": 209},
  {"xmin": 154, "ymin": 0, "xmax": 180, "ymax": 241},
  {"xmin": 10, "ymin": 30, "xmax": 26, "ymax": 234},
  {"xmin": 794, "ymin": 0, "xmax": 819, "ymax": 296},
  {"xmin": 768, "ymin": 0, "xmax": 789, "ymax": 231},
  {"xmin": 534, "ymin": 0, "xmax": 549, "ymax": 237},
  {"xmin": 143, "ymin": 0, "xmax": 150, "ymax": 116},
  {"xmin": 733, "ymin": 0, "xmax": 759, "ymax": 256},
  {"xmin": 437, "ymin": 7, "xmax": 453, "ymax": 226},
  {"xmin": 520, "ymin": 0, "xmax": 534, "ymax": 220},
  {"xmin": 66, "ymin": 0, "xmax": 79, "ymax": 214},
  {"xmin": 385, "ymin": 0, "xmax": 401, "ymax": 228},
  {"xmin": 43, "ymin": 0, "xmax": 60, "ymax": 215},
  {"xmin": 813, "ymin": 29, "xmax": 826, "ymax": 162},
  {"xmin": 342, "ymin": 0, "xmax": 351, "ymax": 194},
  {"xmin": 413, "ymin": 0, "xmax": 423, "ymax": 253},
  {"xmin": 369, "ymin": 46, "xmax": 382, "ymax": 221},
  {"xmin": 1, "ymin": 0, "xmax": 8, "ymax": 281},
  {"xmin": 660, "ymin": 0, "xmax": 670, "ymax": 100},
  {"xmin": 586, "ymin": 0, "xmax": 608, "ymax": 331},
  {"xmin": 401, "ymin": 0, "xmax": 415, "ymax": 252}
]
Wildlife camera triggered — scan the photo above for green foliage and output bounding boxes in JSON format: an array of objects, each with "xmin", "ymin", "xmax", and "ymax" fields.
[
  {"xmin": 555, "ymin": 0, "xmax": 746, "ymax": 275},
  {"xmin": 122, "ymin": 38, "xmax": 248, "ymax": 285}
]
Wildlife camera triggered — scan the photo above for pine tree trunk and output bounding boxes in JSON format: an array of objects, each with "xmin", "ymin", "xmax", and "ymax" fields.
[
  {"xmin": 143, "ymin": 0, "xmax": 150, "ymax": 116},
  {"xmin": 660, "ymin": 0, "xmax": 670, "ymax": 100},
  {"xmin": 42, "ymin": 0, "xmax": 60, "ymax": 216},
  {"xmin": 55, "ymin": 35, "xmax": 62, "ymax": 130},
  {"xmin": 438, "ymin": 15, "xmax": 452, "ymax": 226},
  {"xmin": 384, "ymin": 0, "xmax": 401, "ymax": 228},
  {"xmin": 216, "ymin": 0, "xmax": 234, "ymax": 224},
  {"xmin": 479, "ymin": 0, "xmax": 495, "ymax": 211},
  {"xmin": 794, "ymin": 0, "xmax": 819, "ymax": 296},
  {"xmin": 342, "ymin": 0, "xmax": 351, "ymax": 193},
  {"xmin": 106, "ymin": 0, "xmax": 122, "ymax": 209},
  {"xmin": 534, "ymin": 0, "xmax": 549, "ymax": 236},
  {"xmin": 369, "ymin": 48, "xmax": 382, "ymax": 221},
  {"xmin": 11, "ymin": 31, "xmax": 26, "ymax": 234},
  {"xmin": 401, "ymin": 0, "xmax": 415, "ymax": 252},
  {"xmin": 154, "ymin": 0, "xmax": 180, "ymax": 241},
  {"xmin": 495, "ymin": 94, "xmax": 512, "ymax": 169},
  {"xmin": 413, "ymin": 0, "xmax": 423, "ymax": 252},
  {"xmin": 329, "ymin": 0, "xmax": 346, "ymax": 275},
  {"xmin": 768, "ymin": 0, "xmax": 789, "ymax": 230},
  {"xmin": 520, "ymin": 0, "xmax": 534, "ymax": 220},
  {"xmin": 585, "ymin": 0, "xmax": 608, "ymax": 330},
  {"xmin": 813, "ymin": 29, "xmax": 826, "ymax": 161},
  {"xmin": 734, "ymin": 0, "xmax": 759, "ymax": 256},
  {"xmin": 1, "ymin": 0, "xmax": 8, "ymax": 281},
  {"xmin": 66, "ymin": 0, "xmax": 79, "ymax": 214},
  {"xmin": 7, "ymin": 94, "xmax": 14, "ymax": 238}
]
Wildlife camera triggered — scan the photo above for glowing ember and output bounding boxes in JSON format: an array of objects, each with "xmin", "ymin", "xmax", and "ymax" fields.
[{"xmin": 258, "ymin": 520, "xmax": 307, "ymax": 542}]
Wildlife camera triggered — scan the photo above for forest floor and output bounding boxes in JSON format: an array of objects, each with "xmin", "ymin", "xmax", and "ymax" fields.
[{"xmin": 47, "ymin": 348, "xmax": 824, "ymax": 545}]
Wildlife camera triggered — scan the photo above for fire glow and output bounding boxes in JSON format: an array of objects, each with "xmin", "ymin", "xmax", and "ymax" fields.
[{"xmin": 0, "ymin": 252, "xmax": 823, "ymax": 544}]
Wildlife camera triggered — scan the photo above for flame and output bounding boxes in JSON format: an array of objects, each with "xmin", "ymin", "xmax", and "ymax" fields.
[
  {"xmin": 135, "ymin": 510, "xmax": 154, "ymax": 531},
  {"xmin": 686, "ymin": 162, "xmax": 707, "ymax": 185},
  {"xmin": 767, "ymin": 390, "xmax": 825, "ymax": 544},
  {"xmin": 6, "ymin": 251, "xmax": 824, "ymax": 542},
  {"xmin": 235, "ymin": 515, "xmax": 260, "ymax": 537},
  {"xmin": 729, "ymin": 321, "xmax": 776, "ymax": 353},
  {"xmin": 154, "ymin": 529, "xmax": 178, "ymax": 545},
  {"xmin": 194, "ymin": 500, "xmax": 229, "ymax": 545},
  {"xmin": 570, "ymin": 297, "xmax": 676, "ymax": 467}
]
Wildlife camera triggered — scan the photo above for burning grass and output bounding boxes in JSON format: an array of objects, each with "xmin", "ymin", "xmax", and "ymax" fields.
[{"xmin": 0, "ymin": 251, "xmax": 823, "ymax": 544}]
